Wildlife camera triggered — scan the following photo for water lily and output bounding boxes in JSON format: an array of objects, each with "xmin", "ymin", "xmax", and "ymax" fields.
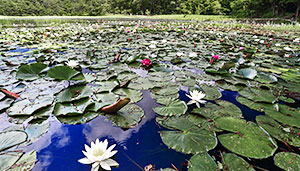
[
  {"xmin": 66, "ymin": 60, "xmax": 79, "ymax": 68},
  {"xmin": 186, "ymin": 90, "xmax": 206, "ymax": 108},
  {"xmin": 141, "ymin": 59, "xmax": 152, "ymax": 66},
  {"xmin": 209, "ymin": 55, "xmax": 220, "ymax": 64},
  {"xmin": 189, "ymin": 52, "xmax": 197, "ymax": 57},
  {"xmin": 239, "ymin": 47, "xmax": 245, "ymax": 51},
  {"xmin": 78, "ymin": 139, "xmax": 119, "ymax": 171},
  {"xmin": 284, "ymin": 47, "xmax": 292, "ymax": 51}
]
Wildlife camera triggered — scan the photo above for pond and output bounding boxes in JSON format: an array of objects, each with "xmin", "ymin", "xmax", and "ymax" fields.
[{"xmin": 0, "ymin": 19, "xmax": 300, "ymax": 171}]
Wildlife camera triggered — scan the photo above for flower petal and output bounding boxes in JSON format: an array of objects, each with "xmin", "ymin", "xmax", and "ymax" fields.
[
  {"xmin": 196, "ymin": 102, "xmax": 201, "ymax": 108},
  {"xmin": 78, "ymin": 157, "xmax": 93, "ymax": 164},
  {"xmin": 105, "ymin": 159, "xmax": 119, "ymax": 167},
  {"xmin": 100, "ymin": 161, "xmax": 112, "ymax": 170},
  {"xmin": 92, "ymin": 162, "xmax": 100, "ymax": 171}
]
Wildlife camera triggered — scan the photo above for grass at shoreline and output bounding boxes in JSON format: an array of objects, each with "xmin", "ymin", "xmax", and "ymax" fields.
[
  {"xmin": 0, "ymin": 15, "xmax": 232, "ymax": 21},
  {"xmin": 0, "ymin": 15, "xmax": 299, "ymax": 32}
]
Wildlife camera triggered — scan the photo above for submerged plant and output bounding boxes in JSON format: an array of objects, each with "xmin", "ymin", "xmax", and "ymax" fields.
[
  {"xmin": 78, "ymin": 139, "xmax": 119, "ymax": 171},
  {"xmin": 186, "ymin": 90, "xmax": 206, "ymax": 108}
]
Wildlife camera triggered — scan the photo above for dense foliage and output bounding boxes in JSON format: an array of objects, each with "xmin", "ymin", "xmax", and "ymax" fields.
[{"xmin": 0, "ymin": 0, "xmax": 299, "ymax": 18}]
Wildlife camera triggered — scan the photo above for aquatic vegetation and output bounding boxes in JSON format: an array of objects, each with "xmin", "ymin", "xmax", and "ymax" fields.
[{"xmin": 0, "ymin": 19, "xmax": 299, "ymax": 170}]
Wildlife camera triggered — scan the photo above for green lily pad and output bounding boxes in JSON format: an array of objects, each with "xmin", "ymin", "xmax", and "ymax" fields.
[
  {"xmin": 0, "ymin": 130, "xmax": 27, "ymax": 152},
  {"xmin": 274, "ymin": 152, "xmax": 300, "ymax": 171},
  {"xmin": 222, "ymin": 153, "xmax": 255, "ymax": 171},
  {"xmin": 25, "ymin": 120, "xmax": 50, "ymax": 144},
  {"xmin": 238, "ymin": 87, "xmax": 276, "ymax": 103},
  {"xmin": 192, "ymin": 100, "xmax": 242, "ymax": 120},
  {"xmin": 154, "ymin": 97, "xmax": 187, "ymax": 116},
  {"xmin": 16, "ymin": 63, "xmax": 47, "ymax": 80},
  {"xmin": 236, "ymin": 96, "xmax": 265, "ymax": 112},
  {"xmin": 256, "ymin": 115, "xmax": 300, "ymax": 147},
  {"xmin": 94, "ymin": 80, "xmax": 119, "ymax": 92},
  {"xmin": 54, "ymin": 98, "xmax": 93, "ymax": 116},
  {"xmin": 10, "ymin": 150, "xmax": 37, "ymax": 171},
  {"xmin": 48, "ymin": 66, "xmax": 83, "ymax": 81},
  {"xmin": 0, "ymin": 98, "xmax": 15, "ymax": 111},
  {"xmin": 0, "ymin": 151, "xmax": 23, "ymax": 171},
  {"xmin": 238, "ymin": 68, "xmax": 257, "ymax": 80},
  {"xmin": 158, "ymin": 116, "xmax": 217, "ymax": 154},
  {"xmin": 263, "ymin": 104, "xmax": 300, "ymax": 128},
  {"xmin": 215, "ymin": 117, "xmax": 277, "ymax": 159},
  {"xmin": 188, "ymin": 153, "xmax": 217, "ymax": 171},
  {"xmin": 197, "ymin": 85, "xmax": 222, "ymax": 100},
  {"xmin": 105, "ymin": 104, "xmax": 144, "ymax": 129},
  {"xmin": 113, "ymin": 88, "xmax": 142, "ymax": 103},
  {"xmin": 57, "ymin": 112, "xmax": 99, "ymax": 124},
  {"xmin": 56, "ymin": 85, "xmax": 93, "ymax": 103},
  {"xmin": 7, "ymin": 96, "xmax": 54, "ymax": 116}
]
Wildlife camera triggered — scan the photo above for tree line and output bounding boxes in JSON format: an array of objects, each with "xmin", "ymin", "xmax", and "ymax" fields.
[{"xmin": 0, "ymin": 0, "xmax": 299, "ymax": 18}]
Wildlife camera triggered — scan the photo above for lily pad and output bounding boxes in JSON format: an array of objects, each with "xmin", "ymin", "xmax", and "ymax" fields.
[
  {"xmin": 0, "ymin": 151, "xmax": 23, "ymax": 171},
  {"xmin": 0, "ymin": 130, "xmax": 27, "ymax": 152},
  {"xmin": 16, "ymin": 63, "xmax": 47, "ymax": 80},
  {"xmin": 113, "ymin": 88, "xmax": 142, "ymax": 103},
  {"xmin": 105, "ymin": 104, "xmax": 144, "ymax": 129},
  {"xmin": 57, "ymin": 112, "xmax": 99, "ymax": 124},
  {"xmin": 274, "ymin": 152, "xmax": 300, "ymax": 171},
  {"xmin": 10, "ymin": 150, "xmax": 37, "ymax": 171},
  {"xmin": 238, "ymin": 87, "xmax": 276, "ymax": 103},
  {"xmin": 238, "ymin": 68, "xmax": 257, "ymax": 80},
  {"xmin": 48, "ymin": 66, "xmax": 84, "ymax": 81},
  {"xmin": 54, "ymin": 98, "xmax": 93, "ymax": 116},
  {"xmin": 263, "ymin": 104, "xmax": 300, "ymax": 128},
  {"xmin": 215, "ymin": 117, "xmax": 277, "ymax": 159},
  {"xmin": 158, "ymin": 116, "xmax": 217, "ymax": 154},
  {"xmin": 192, "ymin": 100, "xmax": 242, "ymax": 120},
  {"xmin": 222, "ymin": 153, "xmax": 255, "ymax": 171},
  {"xmin": 0, "ymin": 98, "xmax": 15, "ymax": 111},
  {"xmin": 24, "ymin": 120, "xmax": 50, "ymax": 144},
  {"xmin": 197, "ymin": 85, "xmax": 222, "ymax": 100},
  {"xmin": 188, "ymin": 153, "xmax": 217, "ymax": 171},
  {"xmin": 56, "ymin": 85, "xmax": 93, "ymax": 103},
  {"xmin": 154, "ymin": 97, "xmax": 187, "ymax": 116}
]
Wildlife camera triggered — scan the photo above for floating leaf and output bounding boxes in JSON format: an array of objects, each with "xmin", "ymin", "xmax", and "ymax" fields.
[
  {"xmin": 25, "ymin": 120, "xmax": 49, "ymax": 144},
  {"xmin": 263, "ymin": 104, "xmax": 300, "ymax": 128},
  {"xmin": 0, "ymin": 98, "xmax": 14, "ymax": 111},
  {"xmin": 222, "ymin": 153, "xmax": 255, "ymax": 171},
  {"xmin": 154, "ymin": 98, "xmax": 187, "ymax": 116},
  {"xmin": 238, "ymin": 87, "xmax": 276, "ymax": 103},
  {"xmin": 238, "ymin": 68, "xmax": 257, "ymax": 80},
  {"xmin": 188, "ymin": 153, "xmax": 217, "ymax": 171},
  {"xmin": 215, "ymin": 117, "xmax": 277, "ymax": 159},
  {"xmin": 54, "ymin": 98, "xmax": 93, "ymax": 116},
  {"xmin": 0, "ymin": 130, "xmax": 27, "ymax": 152},
  {"xmin": 10, "ymin": 150, "xmax": 37, "ymax": 171},
  {"xmin": 274, "ymin": 152, "xmax": 300, "ymax": 171},
  {"xmin": 57, "ymin": 112, "xmax": 99, "ymax": 124},
  {"xmin": 113, "ymin": 88, "xmax": 142, "ymax": 103},
  {"xmin": 106, "ymin": 104, "xmax": 144, "ymax": 129},
  {"xmin": 0, "ymin": 151, "xmax": 23, "ymax": 171},
  {"xmin": 48, "ymin": 66, "xmax": 83, "ymax": 80},
  {"xmin": 158, "ymin": 116, "xmax": 217, "ymax": 154},
  {"xmin": 192, "ymin": 100, "xmax": 242, "ymax": 120},
  {"xmin": 16, "ymin": 63, "xmax": 47, "ymax": 80},
  {"xmin": 56, "ymin": 85, "xmax": 93, "ymax": 103}
]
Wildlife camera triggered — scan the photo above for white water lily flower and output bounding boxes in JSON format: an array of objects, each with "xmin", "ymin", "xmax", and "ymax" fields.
[
  {"xmin": 186, "ymin": 90, "xmax": 206, "ymax": 108},
  {"xmin": 275, "ymin": 43, "xmax": 281, "ymax": 47},
  {"xmin": 189, "ymin": 52, "xmax": 197, "ymax": 57},
  {"xmin": 284, "ymin": 47, "xmax": 292, "ymax": 51},
  {"xmin": 176, "ymin": 52, "xmax": 184, "ymax": 56},
  {"xmin": 78, "ymin": 139, "xmax": 119, "ymax": 171},
  {"xmin": 149, "ymin": 44, "xmax": 156, "ymax": 49},
  {"xmin": 67, "ymin": 60, "xmax": 79, "ymax": 68}
]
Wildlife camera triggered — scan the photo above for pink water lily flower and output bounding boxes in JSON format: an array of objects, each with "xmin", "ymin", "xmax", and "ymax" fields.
[
  {"xmin": 210, "ymin": 55, "xmax": 220, "ymax": 64},
  {"xmin": 141, "ymin": 59, "xmax": 152, "ymax": 66},
  {"xmin": 239, "ymin": 47, "xmax": 245, "ymax": 51}
]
